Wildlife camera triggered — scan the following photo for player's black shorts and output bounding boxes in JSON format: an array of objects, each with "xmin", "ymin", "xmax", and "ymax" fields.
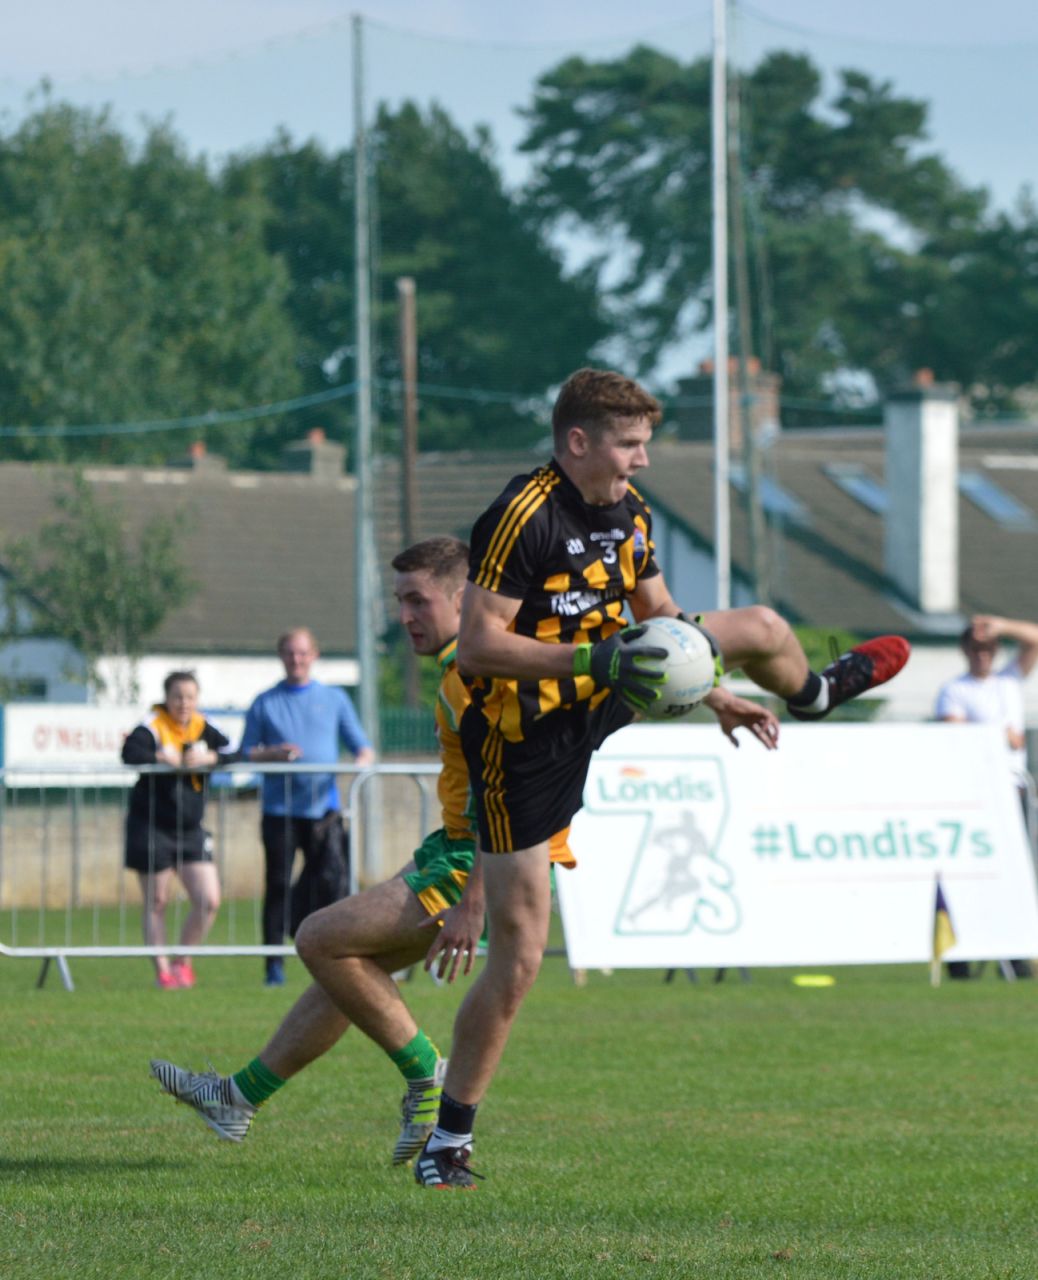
[
  {"xmin": 460, "ymin": 694, "xmax": 633, "ymax": 853},
  {"xmin": 124, "ymin": 815, "xmax": 214, "ymax": 873}
]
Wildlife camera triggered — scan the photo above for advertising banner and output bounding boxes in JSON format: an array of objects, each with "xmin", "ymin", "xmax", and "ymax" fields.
[
  {"xmin": 1, "ymin": 704, "xmax": 245, "ymax": 786},
  {"xmin": 557, "ymin": 723, "xmax": 1038, "ymax": 969}
]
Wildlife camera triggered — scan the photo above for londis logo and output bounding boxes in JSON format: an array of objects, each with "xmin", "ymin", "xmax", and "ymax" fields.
[{"xmin": 596, "ymin": 766, "xmax": 714, "ymax": 804}]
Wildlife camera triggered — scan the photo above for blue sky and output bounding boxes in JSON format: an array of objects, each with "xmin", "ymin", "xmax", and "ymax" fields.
[{"xmin": 1, "ymin": 1, "xmax": 1035, "ymax": 212}]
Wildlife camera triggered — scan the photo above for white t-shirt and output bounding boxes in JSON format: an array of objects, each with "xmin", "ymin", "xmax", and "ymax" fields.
[{"xmin": 934, "ymin": 658, "xmax": 1027, "ymax": 781}]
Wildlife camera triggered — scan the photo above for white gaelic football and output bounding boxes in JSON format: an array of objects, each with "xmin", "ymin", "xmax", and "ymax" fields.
[{"xmin": 631, "ymin": 615, "xmax": 717, "ymax": 719}]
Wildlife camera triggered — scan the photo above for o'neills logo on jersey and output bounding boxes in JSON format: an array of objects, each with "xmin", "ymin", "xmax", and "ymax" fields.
[{"xmin": 550, "ymin": 588, "xmax": 603, "ymax": 616}]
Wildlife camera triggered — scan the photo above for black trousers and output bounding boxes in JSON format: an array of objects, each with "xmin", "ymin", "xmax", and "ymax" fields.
[
  {"xmin": 460, "ymin": 692, "xmax": 633, "ymax": 853},
  {"xmin": 261, "ymin": 811, "xmax": 350, "ymax": 946}
]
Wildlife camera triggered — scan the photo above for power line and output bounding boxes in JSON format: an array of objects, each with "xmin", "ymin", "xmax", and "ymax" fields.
[
  {"xmin": 379, "ymin": 378, "xmax": 549, "ymax": 408},
  {"xmin": 738, "ymin": 2, "xmax": 1038, "ymax": 53},
  {"xmin": 0, "ymin": 383, "xmax": 358, "ymax": 439},
  {"xmin": 0, "ymin": 16, "xmax": 356, "ymax": 90},
  {"xmin": 365, "ymin": 11, "xmax": 711, "ymax": 54},
  {"xmin": 0, "ymin": 376, "xmax": 885, "ymax": 441}
]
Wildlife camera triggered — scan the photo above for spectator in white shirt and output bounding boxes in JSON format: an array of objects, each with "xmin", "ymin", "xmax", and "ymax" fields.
[{"xmin": 935, "ymin": 613, "xmax": 1038, "ymax": 978}]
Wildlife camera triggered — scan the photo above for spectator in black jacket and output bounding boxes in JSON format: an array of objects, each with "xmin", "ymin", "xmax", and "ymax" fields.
[{"xmin": 122, "ymin": 671, "xmax": 233, "ymax": 989}]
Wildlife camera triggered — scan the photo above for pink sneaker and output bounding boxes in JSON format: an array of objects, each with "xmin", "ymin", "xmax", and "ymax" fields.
[
  {"xmin": 171, "ymin": 960, "xmax": 196, "ymax": 989},
  {"xmin": 156, "ymin": 970, "xmax": 178, "ymax": 990}
]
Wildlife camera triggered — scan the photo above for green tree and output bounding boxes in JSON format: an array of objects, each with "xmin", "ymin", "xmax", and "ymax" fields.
[
  {"xmin": 373, "ymin": 102, "xmax": 608, "ymax": 450},
  {"xmin": 910, "ymin": 198, "xmax": 1038, "ymax": 412},
  {"xmin": 0, "ymin": 96, "xmax": 300, "ymax": 465},
  {"xmin": 2, "ymin": 472, "xmax": 192, "ymax": 699},
  {"xmin": 519, "ymin": 47, "xmax": 1002, "ymax": 403},
  {"xmin": 227, "ymin": 103, "xmax": 609, "ymax": 454},
  {"xmin": 221, "ymin": 131, "xmax": 357, "ymax": 457}
]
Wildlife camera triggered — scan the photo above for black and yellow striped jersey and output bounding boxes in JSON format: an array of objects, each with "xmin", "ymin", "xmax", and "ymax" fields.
[{"xmin": 467, "ymin": 457, "xmax": 659, "ymax": 740}]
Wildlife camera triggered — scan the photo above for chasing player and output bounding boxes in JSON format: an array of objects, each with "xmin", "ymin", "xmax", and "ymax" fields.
[{"xmin": 150, "ymin": 537, "xmax": 486, "ymax": 1161}]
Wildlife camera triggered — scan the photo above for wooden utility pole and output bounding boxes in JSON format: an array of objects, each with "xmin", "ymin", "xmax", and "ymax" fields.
[
  {"xmin": 397, "ymin": 277, "xmax": 419, "ymax": 550},
  {"xmin": 397, "ymin": 276, "xmax": 420, "ymax": 707}
]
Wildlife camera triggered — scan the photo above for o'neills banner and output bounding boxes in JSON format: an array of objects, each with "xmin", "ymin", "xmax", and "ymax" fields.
[
  {"xmin": 2, "ymin": 705, "xmax": 243, "ymax": 786},
  {"xmin": 557, "ymin": 723, "xmax": 1038, "ymax": 968}
]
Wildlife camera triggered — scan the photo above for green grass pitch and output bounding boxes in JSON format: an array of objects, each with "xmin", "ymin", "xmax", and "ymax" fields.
[{"xmin": 1, "ymin": 929, "xmax": 1036, "ymax": 1279}]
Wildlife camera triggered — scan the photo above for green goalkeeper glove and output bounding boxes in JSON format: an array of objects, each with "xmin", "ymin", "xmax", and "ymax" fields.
[{"xmin": 572, "ymin": 626, "xmax": 668, "ymax": 713}]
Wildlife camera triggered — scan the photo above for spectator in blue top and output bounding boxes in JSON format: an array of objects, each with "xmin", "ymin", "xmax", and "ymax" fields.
[{"xmin": 240, "ymin": 627, "xmax": 375, "ymax": 985}]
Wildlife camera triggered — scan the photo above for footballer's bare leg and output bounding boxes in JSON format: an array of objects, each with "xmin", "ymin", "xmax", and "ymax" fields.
[
  {"xmin": 152, "ymin": 867, "xmax": 446, "ymax": 1157},
  {"xmin": 441, "ymin": 841, "xmax": 553, "ymax": 1105},
  {"xmin": 700, "ymin": 605, "xmax": 910, "ymax": 717},
  {"xmin": 294, "ymin": 872, "xmax": 434, "ymax": 1055},
  {"xmin": 255, "ymin": 981, "xmax": 351, "ymax": 1080},
  {"xmin": 698, "ymin": 606, "xmax": 809, "ymax": 697}
]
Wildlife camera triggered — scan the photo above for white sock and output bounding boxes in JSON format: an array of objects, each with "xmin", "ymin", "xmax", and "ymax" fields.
[
  {"xmin": 427, "ymin": 1127, "xmax": 473, "ymax": 1153},
  {"xmin": 799, "ymin": 679, "xmax": 830, "ymax": 715}
]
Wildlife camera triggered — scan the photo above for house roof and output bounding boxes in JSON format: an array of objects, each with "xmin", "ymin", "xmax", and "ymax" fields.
[
  {"xmin": 640, "ymin": 425, "xmax": 1038, "ymax": 634},
  {"xmin": 373, "ymin": 448, "xmax": 537, "ymax": 585},
  {"xmin": 0, "ymin": 462, "xmax": 360, "ymax": 655},
  {"xmin": 372, "ymin": 426, "xmax": 1038, "ymax": 639},
  {"xmin": 3, "ymin": 421, "xmax": 1036, "ymax": 657}
]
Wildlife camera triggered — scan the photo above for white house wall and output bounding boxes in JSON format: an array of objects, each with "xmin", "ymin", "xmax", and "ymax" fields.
[
  {"xmin": 94, "ymin": 653, "xmax": 361, "ymax": 711},
  {"xmin": 650, "ymin": 508, "xmax": 755, "ymax": 613},
  {"xmin": 0, "ymin": 636, "xmax": 89, "ymax": 702},
  {"xmin": 0, "ymin": 634, "xmax": 360, "ymax": 711}
]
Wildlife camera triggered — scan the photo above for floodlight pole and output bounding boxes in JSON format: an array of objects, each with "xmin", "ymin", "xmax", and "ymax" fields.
[
  {"xmin": 711, "ymin": 0, "xmax": 731, "ymax": 610},
  {"xmin": 352, "ymin": 13, "xmax": 381, "ymax": 883},
  {"xmin": 729, "ymin": 65, "xmax": 769, "ymax": 604}
]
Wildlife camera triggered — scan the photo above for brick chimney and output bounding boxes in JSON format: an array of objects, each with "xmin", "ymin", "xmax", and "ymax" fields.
[
  {"xmin": 883, "ymin": 382, "xmax": 958, "ymax": 613},
  {"xmin": 169, "ymin": 439, "xmax": 227, "ymax": 473},
  {"xmin": 672, "ymin": 358, "xmax": 781, "ymax": 448},
  {"xmin": 281, "ymin": 428, "xmax": 346, "ymax": 482}
]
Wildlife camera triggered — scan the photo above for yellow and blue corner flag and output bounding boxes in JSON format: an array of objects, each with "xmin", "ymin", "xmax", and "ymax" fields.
[{"xmin": 931, "ymin": 878, "xmax": 957, "ymax": 985}]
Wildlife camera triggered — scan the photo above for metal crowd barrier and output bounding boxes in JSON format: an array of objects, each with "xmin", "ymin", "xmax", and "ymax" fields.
[
  {"xmin": 4, "ymin": 759, "xmax": 1035, "ymax": 992},
  {"xmin": 0, "ymin": 761, "xmax": 441, "ymax": 989}
]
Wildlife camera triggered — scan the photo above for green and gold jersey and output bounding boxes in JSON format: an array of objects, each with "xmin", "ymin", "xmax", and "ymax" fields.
[
  {"xmin": 467, "ymin": 457, "xmax": 660, "ymax": 741},
  {"xmin": 433, "ymin": 637, "xmax": 478, "ymax": 841}
]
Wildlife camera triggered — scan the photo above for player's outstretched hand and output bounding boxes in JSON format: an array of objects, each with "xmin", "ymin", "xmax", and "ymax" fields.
[
  {"xmin": 421, "ymin": 895, "xmax": 484, "ymax": 983},
  {"xmin": 705, "ymin": 688, "xmax": 780, "ymax": 751},
  {"xmin": 573, "ymin": 627, "xmax": 668, "ymax": 713}
]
